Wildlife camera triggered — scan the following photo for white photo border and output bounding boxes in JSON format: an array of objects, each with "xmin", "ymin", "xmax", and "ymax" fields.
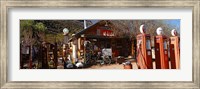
[{"xmin": 8, "ymin": 8, "xmax": 192, "ymax": 81}]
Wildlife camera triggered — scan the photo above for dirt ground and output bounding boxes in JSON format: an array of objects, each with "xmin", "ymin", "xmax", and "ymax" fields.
[
  {"xmin": 86, "ymin": 61, "xmax": 156, "ymax": 69},
  {"xmin": 85, "ymin": 60, "xmax": 171, "ymax": 69},
  {"xmin": 86, "ymin": 62, "xmax": 139, "ymax": 69},
  {"xmin": 58, "ymin": 59, "xmax": 171, "ymax": 69}
]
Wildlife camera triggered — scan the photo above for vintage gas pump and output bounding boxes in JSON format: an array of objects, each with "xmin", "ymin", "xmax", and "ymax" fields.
[
  {"xmin": 136, "ymin": 25, "xmax": 153, "ymax": 69},
  {"xmin": 169, "ymin": 29, "xmax": 180, "ymax": 69},
  {"xmin": 154, "ymin": 27, "xmax": 169, "ymax": 69}
]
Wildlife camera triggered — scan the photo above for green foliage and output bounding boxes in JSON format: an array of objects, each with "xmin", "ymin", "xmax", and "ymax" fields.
[
  {"xmin": 45, "ymin": 33, "xmax": 64, "ymax": 43},
  {"xmin": 34, "ymin": 22, "xmax": 46, "ymax": 32},
  {"xmin": 21, "ymin": 20, "xmax": 85, "ymax": 46},
  {"xmin": 20, "ymin": 20, "xmax": 34, "ymax": 30},
  {"xmin": 20, "ymin": 20, "xmax": 47, "ymax": 46}
]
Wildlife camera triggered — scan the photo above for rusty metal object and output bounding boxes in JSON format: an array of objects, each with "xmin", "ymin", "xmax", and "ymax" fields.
[
  {"xmin": 123, "ymin": 61, "xmax": 132, "ymax": 69},
  {"xmin": 155, "ymin": 35, "xmax": 169, "ymax": 69},
  {"xmin": 136, "ymin": 34, "xmax": 153, "ymax": 69},
  {"xmin": 116, "ymin": 56, "xmax": 125, "ymax": 64}
]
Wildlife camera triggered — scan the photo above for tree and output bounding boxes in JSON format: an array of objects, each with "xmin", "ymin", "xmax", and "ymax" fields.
[
  {"xmin": 20, "ymin": 20, "xmax": 47, "ymax": 69},
  {"xmin": 109, "ymin": 20, "xmax": 180, "ymax": 38}
]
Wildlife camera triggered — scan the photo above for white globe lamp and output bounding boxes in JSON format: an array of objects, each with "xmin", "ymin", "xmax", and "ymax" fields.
[
  {"xmin": 139, "ymin": 24, "xmax": 146, "ymax": 34},
  {"xmin": 63, "ymin": 28, "xmax": 69, "ymax": 35},
  {"xmin": 171, "ymin": 29, "xmax": 177, "ymax": 36},
  {"xmin": 156, "ymin": 27, "xmax": 163, "ymax": 35}
]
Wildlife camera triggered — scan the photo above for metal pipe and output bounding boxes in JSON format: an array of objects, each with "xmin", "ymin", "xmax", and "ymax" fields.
[{"xmin": 84, "ymin": 20, "xmax": 87, "ymax": 29}]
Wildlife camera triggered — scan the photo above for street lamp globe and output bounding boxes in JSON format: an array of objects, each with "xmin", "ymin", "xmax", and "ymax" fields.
[
  {"xmin": 63, "ymin": 28, "xmax": 69, "ymax": 35},
  {"xmin": 139, "ymin": 24, "xmax": 146, "ymax": 34},
  {"xmin": 171, "ymin": 29, "xmax": 177, "ymax": 36},
  {"xmin": 156, "ymin": 27, "xmax": 163, "ymax": 35}
]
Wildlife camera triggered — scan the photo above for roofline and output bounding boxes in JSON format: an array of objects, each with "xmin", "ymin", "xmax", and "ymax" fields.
[{"xmin": 74, "ymin": 20, "xmax": 101, "ymax": 37}]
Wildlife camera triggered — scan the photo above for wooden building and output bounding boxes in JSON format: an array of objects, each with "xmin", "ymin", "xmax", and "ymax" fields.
[{"xmin": 69, "ymin": 20, "xmax": 135, "ymax": 63}]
